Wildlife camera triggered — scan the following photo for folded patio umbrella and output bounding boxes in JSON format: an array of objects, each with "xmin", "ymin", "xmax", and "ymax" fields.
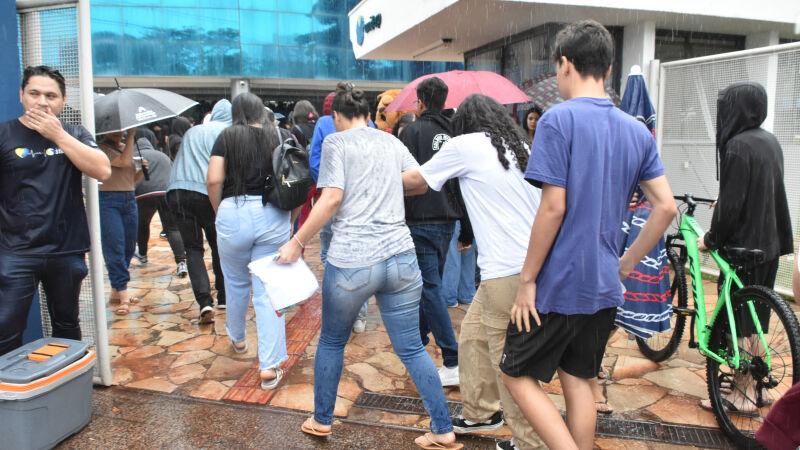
[
  {"xmin": 615, "ymin": 69, "xmax": 671, "ymax": 339},
  {"xmin": 94, "ymin": 88, "xmax": 197, "ymax": 136},
  {"xmin": 386, "ymin": 70, "xmax": 530, "ymax": 112}
]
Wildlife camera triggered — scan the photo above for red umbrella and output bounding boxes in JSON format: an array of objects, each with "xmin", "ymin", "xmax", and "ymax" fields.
[{"xmin": 386, "ymin": 70, "xmax": 530, "ymax": 112}]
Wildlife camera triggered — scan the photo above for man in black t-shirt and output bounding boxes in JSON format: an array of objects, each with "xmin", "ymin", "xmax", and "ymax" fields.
[{"xmin": 0, "ymin": 66, "xmax": 111, "ymax": 356}]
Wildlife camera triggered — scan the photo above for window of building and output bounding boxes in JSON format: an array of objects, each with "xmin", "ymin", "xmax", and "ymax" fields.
[{"xmin": 655, "ymin": 29, "xmax": 745, "ymax": 63}]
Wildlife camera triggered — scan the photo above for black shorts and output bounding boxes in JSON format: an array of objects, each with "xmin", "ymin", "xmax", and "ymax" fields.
[{"xmin": 499, "ymin": 307, "xmax": 616, "ymax": 382}]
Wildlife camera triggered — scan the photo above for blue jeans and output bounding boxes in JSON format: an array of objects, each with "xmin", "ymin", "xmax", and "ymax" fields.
[
  {"xmin": 314, "ymin": 251, "xmax": 453, "ymax": 434},
  {"xmin": 320, "ymin": 219, "xmax": 367, "ymax": 322},
  {"xmin": 216, "ymin": 197, "xmax": 291, "ymax": 370},
  {"xmin": 0, "ymin": 252, "xmax": 87, "ymax": 355},
  {"xmin": 442, "ymin": 221, "xmax": 477, "ymax": 306},
  {"xmin": 99, "ymin": 191, "xmax": 138, "ymax": 291},
  {"xmin": 409, "ymin": 223, "xmax": 458, "ymax": 368}
]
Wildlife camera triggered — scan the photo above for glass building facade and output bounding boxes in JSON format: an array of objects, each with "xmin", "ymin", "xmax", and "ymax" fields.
[{"xmin": 90, "ymin": 0, "xmax": 462, "ymax": 81}]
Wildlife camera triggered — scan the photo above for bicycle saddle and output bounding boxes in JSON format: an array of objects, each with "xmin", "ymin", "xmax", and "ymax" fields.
[{"xmin": 721, "ymin": 247, "xmax": 766, "ymax": 266}]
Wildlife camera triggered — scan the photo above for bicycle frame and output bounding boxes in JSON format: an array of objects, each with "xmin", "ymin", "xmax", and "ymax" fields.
[{"xmin": 676, "ymin": 212, "xmax": 771, "ymax": 370}]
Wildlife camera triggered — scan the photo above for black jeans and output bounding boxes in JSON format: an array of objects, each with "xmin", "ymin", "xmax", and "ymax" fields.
[
  {"xmin": 167, "ymin": 189, "xmax": 225, "ymax": 309},
  {"xmin": 0, "ymin": 252, "xmax": 87, "ymax": 356},
  {"xmin": 137, "ymin": 195, "xmax": 186, "ymax": 264}
]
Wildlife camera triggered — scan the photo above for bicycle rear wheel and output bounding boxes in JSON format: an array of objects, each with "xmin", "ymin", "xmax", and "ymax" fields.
[
  {"xmin": 635, "ymin": 247, "xmax": 688, "ymax": 362},
  {"xmin": 706, "ymin": 285, "xmax": 800, "ymax": 449}
]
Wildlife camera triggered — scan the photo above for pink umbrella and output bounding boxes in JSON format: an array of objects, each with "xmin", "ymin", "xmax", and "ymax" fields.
[{"xmin": 386, "ymin": 70, "xmax": 530, "ymax": 112}]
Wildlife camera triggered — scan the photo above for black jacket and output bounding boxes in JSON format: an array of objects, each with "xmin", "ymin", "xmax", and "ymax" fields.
[
  {"xmin": 400, "ymin": 110, "xmax": 473, "ymax": 244},
  {"xmin": 703, "ymin": 81, "xmax": 793, "ymax": 261}
]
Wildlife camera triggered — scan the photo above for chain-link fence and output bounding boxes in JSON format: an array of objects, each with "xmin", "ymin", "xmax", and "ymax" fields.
[
  {"xmin": 657, "ymin": 42, "xmax": 800, "ymax": 296},
  {"xmin": 17, "ymin": 1, "xmax": 111, "ymax": 384}
]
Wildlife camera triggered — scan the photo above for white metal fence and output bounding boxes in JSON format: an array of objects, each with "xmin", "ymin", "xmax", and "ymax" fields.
[
  {"xmin": 657, "ymin": 42, "xmax": 800, "ymax": 297},
  {"xmin": 16, "ymin": 0, "xmax": 111, "ymax": 385}
]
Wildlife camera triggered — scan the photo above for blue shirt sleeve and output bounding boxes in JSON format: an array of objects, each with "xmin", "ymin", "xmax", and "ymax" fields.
[
  {"xmin": 525, "ymin": 117, "xmax": 569, "ymax": 188},
  {"xmin": 309, "ymin": 121, "xmax": 325, "ymax": 182},
  {"xmin": 638, "ymin": 135, "xmax": 665, "ymax": 182}
]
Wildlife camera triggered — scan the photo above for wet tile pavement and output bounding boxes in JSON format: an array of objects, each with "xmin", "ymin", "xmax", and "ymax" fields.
[{"xmin": 92, "ymin": 217, "xmax": 799, "ymax": 448}]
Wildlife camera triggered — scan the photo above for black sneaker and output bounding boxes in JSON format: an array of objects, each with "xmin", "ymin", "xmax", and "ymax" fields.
[
  {"xmin": 496, "ymin": 439, "xmax": 517, "ymax": 450},
  {"xmin": 133, "ymin": 251, "xmax": 147, "ymax": 264},
  {"xmin": 452, "ymin": 410, "xmax": 504, "ymax": 433}
]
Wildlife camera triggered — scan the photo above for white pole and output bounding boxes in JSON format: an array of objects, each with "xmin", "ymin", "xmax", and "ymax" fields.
[{"xmin": 77, "ymin": 0, "xmax": 111, "ymax": 387}]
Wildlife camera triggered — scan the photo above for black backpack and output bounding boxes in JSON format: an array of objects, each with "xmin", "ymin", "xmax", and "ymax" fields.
[{"xmin": 263, "ymin": 137, "xmax": 313, "ymax": 210}]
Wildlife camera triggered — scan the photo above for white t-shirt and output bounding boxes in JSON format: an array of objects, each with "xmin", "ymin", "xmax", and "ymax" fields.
[{"xmin": 419, "ymin": 132, "xmax": 541, "ymax": 280}]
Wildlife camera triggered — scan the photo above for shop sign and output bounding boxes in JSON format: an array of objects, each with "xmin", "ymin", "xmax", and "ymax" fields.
[{"xmin": 356, "ymin": 13, "xmax": 382, "ymax": 46}]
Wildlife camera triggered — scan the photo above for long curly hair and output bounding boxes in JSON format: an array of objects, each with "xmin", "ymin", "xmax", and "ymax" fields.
[{"xmin": 451, "ymin": 94, "xmax": 529, "ymax": 172}]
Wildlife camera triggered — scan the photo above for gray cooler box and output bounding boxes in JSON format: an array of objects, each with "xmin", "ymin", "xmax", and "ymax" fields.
[{"xmin": 0, "ymin": 338, "xmax": 95, "ymax": 450}]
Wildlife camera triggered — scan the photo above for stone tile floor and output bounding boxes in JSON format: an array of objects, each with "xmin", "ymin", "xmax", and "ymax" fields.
[{"xmin": 103, "ymin": 217, "xmax": 799, "ymax": 448}]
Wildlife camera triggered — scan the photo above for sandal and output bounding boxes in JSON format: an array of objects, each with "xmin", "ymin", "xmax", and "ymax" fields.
[
  {"xmin": 231, "ymin": 340, "xmax": 248, "ymax": 354},
  {"xmin": 700, "ymin": 398, "xmax": 759, "ymax": 417},
  {"xmin": 414, "ymin": 432, "xmax": 463, "ymax": 449},
  {"xmin": 260, "ymin": 368, "xmax": 285, "ymax": 390},
  {"xmin": 300, "ymin": 417, "xmax": 331, "ymax": 437},
  {"xmin": 114, "ymin": 301, "xmax": 130, "ymax": 315},
  {"xmin": 595, "ymin": 399, "xmax": 614, "ymax": 415}
]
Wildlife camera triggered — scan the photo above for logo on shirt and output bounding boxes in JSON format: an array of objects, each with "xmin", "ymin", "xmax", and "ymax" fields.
[
  {"xmin": 14, "ymin": 147, "xmax": 64, "ymax": 158},
  {"xmin": 432, "ymin": 133, "xmax": 450, "ymax": 152},
  {"xmin": 135, "ymin": 106, "xmax": 157, "ymax": 122}
]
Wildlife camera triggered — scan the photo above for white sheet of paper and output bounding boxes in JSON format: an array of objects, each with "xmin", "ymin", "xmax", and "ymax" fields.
[{"xmin": 248, "ymin": 254, "xmax": 319, "ymax": 312}]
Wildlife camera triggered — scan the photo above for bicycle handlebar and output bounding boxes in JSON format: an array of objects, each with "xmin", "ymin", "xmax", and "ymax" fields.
[{"xmin": 674, "ymin": 194, "xmax": 716, "ymax": 206}]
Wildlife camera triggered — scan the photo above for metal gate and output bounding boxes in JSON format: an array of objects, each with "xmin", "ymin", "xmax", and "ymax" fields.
[
  {"xmin": 657, "ymin": 42, "xmax": 800, "ymax": 297},
  {"xmin": 16, "ymin": 0, "xmax": 112, "ymax": 385}
]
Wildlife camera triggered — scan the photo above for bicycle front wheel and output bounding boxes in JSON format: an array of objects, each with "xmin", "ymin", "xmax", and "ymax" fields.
[
  {"xmin": 635, "ymin": 247, "xmax": 688, "ymax": 362},
  {"xmin": 706, "ymin": 285, "xmax": 800, "ymax": 449}
]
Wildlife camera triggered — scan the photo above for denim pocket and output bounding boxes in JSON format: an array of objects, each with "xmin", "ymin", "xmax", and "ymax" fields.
[
  {"xmin": 334, "ymin": 267, "xmax": 371, "ymax": 292},
  {"xmin": 215, "ymin": 208, "xmax": 240, "ymax": 237},
  {"xmin": 395, "ymin": 251, "xmax": 421, "ymax": 284}
]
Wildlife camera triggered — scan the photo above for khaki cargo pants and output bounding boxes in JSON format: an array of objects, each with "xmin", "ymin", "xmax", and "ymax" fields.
[{"xmin": 459, "ymin": 274, "xmax": 544, "ymax": 449}]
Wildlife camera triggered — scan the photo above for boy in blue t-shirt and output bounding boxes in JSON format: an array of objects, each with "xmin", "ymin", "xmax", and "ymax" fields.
[{"xmin": 499, "ymin": 20, "xmax": 677, "ymax": 449}]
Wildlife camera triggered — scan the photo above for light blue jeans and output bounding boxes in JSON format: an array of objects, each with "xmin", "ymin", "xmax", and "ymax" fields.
[
  {"xmin": 216, "ymin": 196, "xmax": 290, "ymax": 371},
  {"xmin": 320, "ymin": 219, "xmax": 368, "ymax": 321},
  {"xmin": 313, "ymin": 250, "xmax": 454, "ymax": 434},
  {"xmin": 442, "ymin": 220, "xmax": 477, "ymax": 306}
]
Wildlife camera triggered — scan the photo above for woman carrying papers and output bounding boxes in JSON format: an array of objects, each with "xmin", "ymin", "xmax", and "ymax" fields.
[
  {"xmin": 207, "ymin": 93, "xmax": 298, "ymax": 390},
  {"xmin": 277, "ymin": 82, "xmax": 462, "ymax": 449}
]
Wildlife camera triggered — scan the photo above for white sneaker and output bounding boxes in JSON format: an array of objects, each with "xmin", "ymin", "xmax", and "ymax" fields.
[
  {"xmin": 199, "ymin": 305, "xmax": 214, "ymax": 323},
  {"xmin": 438, "ymin": 365, "xmax": 459, "ymax": 386},
  {"xmin": 352, "ymin": 319, "xmax": 366, "ymax": 334},
  {"xmin": 176, "ymin": 261, "xmax": 188, "ymax": 278}
]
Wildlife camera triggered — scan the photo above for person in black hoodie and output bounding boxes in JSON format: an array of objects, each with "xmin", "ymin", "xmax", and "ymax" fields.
[
  {"xmin": 400, "ymin": 76, "xmax": 471, "ymax": 387},
  {"xmin": 698, "ymin": 81, "xmax": 793, "ymax": 413}
]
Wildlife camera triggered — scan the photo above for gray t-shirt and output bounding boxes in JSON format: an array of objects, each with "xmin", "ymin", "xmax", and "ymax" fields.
[{"xmin": 318, "ymin": 126, "xmax": 419, "ymax": 268}]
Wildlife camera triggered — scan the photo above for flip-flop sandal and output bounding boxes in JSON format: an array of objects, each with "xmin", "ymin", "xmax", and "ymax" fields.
[
  {"xmin": 595, "ymin": 400, "xmax": 613, "ymax": 415},
  {"xmin": 700, "ymin": 398, "xmax": 759, "ymax": 417},
  {"xmin": 414, "ymin": 433, "xmax": 464, "ymax": 449},
  {"xmin": 231, "ymin": 340, "xmax": 248, "ymax": 354},
  {"xmin": 300, "ymin": 417, "xmax": 331, "ymax": 437},
  {"xmin": 115, "ymin": 302, "xmax": 130, "ymax": 315},
  {"xmin": 261, "ymin": 368, "xmax": 285, "ymax": 390}
]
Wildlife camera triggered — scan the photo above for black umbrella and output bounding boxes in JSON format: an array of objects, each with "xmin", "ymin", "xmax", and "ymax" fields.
[{"xmin": 94, "ymin": 88, "xmax": 197, "ymax": 136}]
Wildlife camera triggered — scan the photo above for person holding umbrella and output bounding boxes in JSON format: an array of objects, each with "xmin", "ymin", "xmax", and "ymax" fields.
[
  {"xmin": 0, "ymin": 65, "xmax": 111, "ymax": 356},
  {"xmin": 97, "ymin": 128, "xmax": 145, "ymax": 315}
]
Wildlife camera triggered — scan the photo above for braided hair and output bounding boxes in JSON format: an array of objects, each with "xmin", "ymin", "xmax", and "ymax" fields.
[{"xmin": 451, "ymin": 94, "xmax": 529, "ymax": 172}]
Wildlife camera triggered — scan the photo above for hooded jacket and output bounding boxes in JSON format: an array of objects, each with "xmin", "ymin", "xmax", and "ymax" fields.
[
  {"xmin": 703, "ymin": 82, "xmax": 793, "ymax": 261},
  {"xmin": 400, "ymin": 110, "xmax": 472, "ymax": 243},
  {"xmin": 168, "ymin": 99, "xmax": 232, "ymax": 196},
  {"xmin": 168, "ymin": 116, "xmax": 192, "ymax": 160},
  {"xmin": 134, "ymin": 138, "xmax": 172, "ymax": 199}
]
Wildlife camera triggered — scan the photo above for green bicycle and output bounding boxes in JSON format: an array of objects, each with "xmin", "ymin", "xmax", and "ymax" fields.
[{"xmin": 635, "ymin": 194, "xmax": 800, "ymax": 448}]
